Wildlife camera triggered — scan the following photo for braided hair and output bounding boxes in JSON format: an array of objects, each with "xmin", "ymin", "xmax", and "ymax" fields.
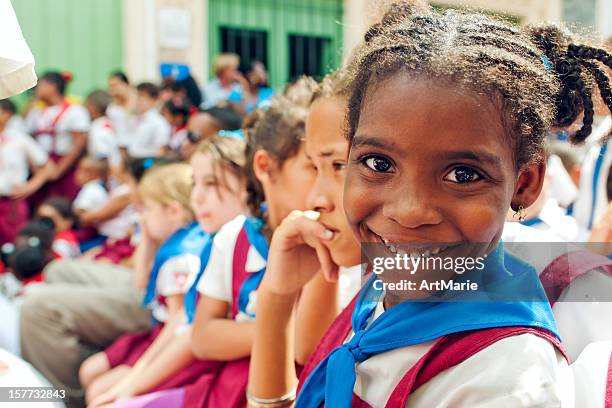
[
  {"xmin": 346, "ymin": 2, "xmax": 612, "ymax": 169},
  {"xmin": 243, "ymin": 96, "xmax": 308, "ymax": 221}
]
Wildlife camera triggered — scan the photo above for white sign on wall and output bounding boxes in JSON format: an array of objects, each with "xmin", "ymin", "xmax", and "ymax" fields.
[{"xmin": 158, "ymin": 7, "xmax": 192, "ymax": 49}]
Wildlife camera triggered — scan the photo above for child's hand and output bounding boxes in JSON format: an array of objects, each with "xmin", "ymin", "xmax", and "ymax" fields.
[
  {"xmin": 88, "ymin": 382, "xmax": 134, "ymax": 408},
  {"xmin": 261, "ymin": 210, "xmax": 338, "ymax": 296},
  {"xmin": 10, "ymin": 183, "xmax": 39, "ymax": 199}
]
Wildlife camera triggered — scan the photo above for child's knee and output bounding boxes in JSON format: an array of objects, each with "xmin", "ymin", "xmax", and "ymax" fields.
[{"xmin": 79, "ymin": 352, "xmax": 109, "ymax": 388}]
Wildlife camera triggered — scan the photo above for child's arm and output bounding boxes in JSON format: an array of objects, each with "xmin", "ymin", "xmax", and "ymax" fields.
[
  {"xmin": 79, "ymin": 192, "xmax": 131, "ymax": 225},
  {"xmin": 10, "ymin": 160, "xmax": 56, "ymax": 199},
  {"xmin": 51, "ymin": 131, "xmax": 87, "ymax": 180},
  {"xmin": 248, "ymin": 211, "xmax": 338, "ymax": 400},
  {"xmin": 294, "ymin": 273, "xmax": 340, "ymax": 365},
  {"xmin": 132, "ymin": 227, "xmax": 159, "ymax": 289},
  {"xmin": 191, "ymin": 294, "xmax": 255, "ymax": 361}
]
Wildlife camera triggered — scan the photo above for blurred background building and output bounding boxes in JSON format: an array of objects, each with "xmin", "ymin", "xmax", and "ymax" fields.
[{"xmin": 10, "ymin": 0, "xmax": 612, "ymax": 103}]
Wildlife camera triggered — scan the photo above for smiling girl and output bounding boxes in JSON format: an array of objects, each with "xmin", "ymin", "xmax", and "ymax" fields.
[{"xmin": 252, "ymin": 2, "xmax": 612, "ymax": 407}]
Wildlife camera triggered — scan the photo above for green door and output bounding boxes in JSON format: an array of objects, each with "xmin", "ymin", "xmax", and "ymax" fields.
[
  {"xmin": 11, "ymin": 0, "xmax": 123, "ymax": 106},
  {"xmin": 208, "ymin": 0, "xmax": 343, "ymax": 90}
]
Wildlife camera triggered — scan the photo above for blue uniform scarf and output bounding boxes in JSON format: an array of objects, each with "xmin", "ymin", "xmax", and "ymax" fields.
[
  {"xmin": 237, "ymin": 216, "xmax": 268, "ymax": 317},
  {"xmin": 184, "ymin": 232, "xmax": 215, "ymax": 323},
  {"xmin": 296, "ymin": 242, "xmax": 559, "ymax": 408},
  {"xmin": 142, "ymin": 222, "xmax": 209, "ymax": 321}
]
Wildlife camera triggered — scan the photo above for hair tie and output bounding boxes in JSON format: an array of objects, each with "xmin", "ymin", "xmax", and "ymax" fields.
[
  {"xmin": 61, "ymin": 71, "xmax": 73, "ymax": 83},
  {"xmin": 540, "ymin": 55, "xmax": 553, "ymax": 72}
]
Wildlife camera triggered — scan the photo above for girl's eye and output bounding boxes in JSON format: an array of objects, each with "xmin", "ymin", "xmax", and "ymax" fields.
[
  {"xmin": 333, "ymin": 161, "xmax": 346, "ymax": 171},
  {"xmin": 444, "ymin": 166, "xmax": 483, "ymax": 184},
  {"xmin": 362, "ymin": 156, "xmax": 393, "ymax": 173}
]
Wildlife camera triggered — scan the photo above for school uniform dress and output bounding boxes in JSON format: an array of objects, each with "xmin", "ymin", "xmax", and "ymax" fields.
[
  {"xmin": 52, "ymin": 230, "xmax": 81, "ymax": 259},
  {"xmin": 104, "ymin": 223, "xmax": 207, "ymax": 369},
  {"xmin": 0, "ymin": 0, "xmax": 37, "ymax": 98},
  {"xmin": 295, "ymin": 242, "xmax": 570, "ymax": 408},
  {"xmin": 114, "ymin": 214, "xmax": 269, "ymax": 408},
  {"xmin": 0, "ymin": 130, "xmax": 48, "ymax": 244},
  {"xmin": 572, "ymin": 116, "xmax": 612, "ymax": 237},
  {"xmin": 27, "ymin": 101, "xmax": 91, "ymax": 205},
  {"xmin": 503, "ymin": 221, "xmax": 612, "ymax": 361},
  {"xmin": 88, "ymin": 116, "xmax": 119, "ymax": 162},
  {"xmin": 519, "ymin": 198, "xmax": 580, "ymax": 241},
  {"xmin": 93, "ymin": 184, "xmax": 138, "ymax": 264},
  {"xmin": 126, "ymin": 109, "xmax": 171, "ymax": 158},
  {"xmin": 168, "ymin": 125, "xmax": 188, "ymax": 154}
]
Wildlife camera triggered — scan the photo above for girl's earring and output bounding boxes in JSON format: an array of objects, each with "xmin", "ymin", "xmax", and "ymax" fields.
[{"xmin": 513, "ymin": 205, "xmax": 526, "ymax": 222}]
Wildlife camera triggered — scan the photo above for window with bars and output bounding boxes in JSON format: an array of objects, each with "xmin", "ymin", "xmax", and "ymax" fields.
[
  {"xmin": 288, "ymin": 34, "xmax": 331, "ymax": 82},
  {"xmin": 220, "ymin": 27, "xmax": 268, "ymax": 69}
]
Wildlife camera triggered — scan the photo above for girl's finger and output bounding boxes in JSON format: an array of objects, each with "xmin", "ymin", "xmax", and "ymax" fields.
[{"xmin": 313, "ymin": 240, "xmax": 338, "ymax": 282}]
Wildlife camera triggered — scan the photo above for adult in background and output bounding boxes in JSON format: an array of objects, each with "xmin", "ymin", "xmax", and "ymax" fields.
[
  {"xmin": 228, "ymin": 60, "xmax": 274, "ymax": 115},
  {"xmin": 201, "ymin": 53, "xmax": 243, "ymax": 109}
]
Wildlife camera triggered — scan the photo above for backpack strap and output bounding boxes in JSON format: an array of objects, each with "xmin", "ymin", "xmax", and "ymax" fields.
[
  {"xmin": 539, "ymin": 250, "xmax": 612, "ymax": 306},
  {"xmin": 385, "ymin": 326, "xmax": 568, "ymax": 408},
  {"xmin": 231, "ymin": 225, "xmax": 250, "ymax": 319},
  {"xmin": 296, "ymin": 293, "xmax": 359, "ymax": 394}
]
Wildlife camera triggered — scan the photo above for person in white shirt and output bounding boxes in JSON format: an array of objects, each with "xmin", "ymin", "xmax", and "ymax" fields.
[
  {"xmin": 73, "ymin": 157, "xmax": 109, "ymax": 213},
  {"xmin": 85, "ymin": 90, "xmax": 119, "ymax": 162},
  {"xmin": 106, "ymin": 71, "xmax": 135, "ymax": 148},
  {"xmin": 0, "ymin": 99, "xmax": 54, "ymax": 244},
  {"xmin": 26, "ymin": 71, "xmax": 90, "ymax": 205},
  {"xmin": 123, "ymin": 83, "xmax": 170, "ymax": 158}
]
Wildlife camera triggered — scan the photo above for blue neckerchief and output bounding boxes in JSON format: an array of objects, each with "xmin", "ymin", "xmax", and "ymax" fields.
[
  {"xmin": 184, "ymin": 233, "xmax": 215, "ymax": 323},
  {"xmin": 588, "ymin": 141, "xmax": 608, "ymax": 229},
  {"xmin": 566, "ymin": 203, "xmax": 574, "ymax": 216},
  {"xmin": 142, "ymin": 222, "xmax": 209, "ymax": 322},
  {"xmin": 237, "ymin": 216, "xmax": 268, "ymax": 317},
  {"xmin": 520, "ymin": 216, "xmax": 544, "ymax": 227},
  {"xmin": 296, "ymin": 242, "xmax": 559, "ymax": 408}
]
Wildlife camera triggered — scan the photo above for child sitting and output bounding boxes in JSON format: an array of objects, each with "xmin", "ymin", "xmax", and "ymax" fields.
[
  {"xmin": 36, "ymin": 197, "xmax": 80, "ymax": 259},
  {"xmin": 85, "ymin": 89, "xmax": 120, "ymax": 162},
  {"xmin": 123, "ymin": 83, "xmax": 171, "ymax": 159}
]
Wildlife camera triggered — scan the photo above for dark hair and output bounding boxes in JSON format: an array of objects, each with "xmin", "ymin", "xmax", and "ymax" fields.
[
  {"xmin": 86, "ymin": 89, "xmax": 112, "ymax": 116},
  {"xmin": 175, "ymin": 76, "xmax": 203, "ymax": 108},
  {"xmin": 18, "ymin": 220, "xmax": 55, "ymax": 250},
  {"xmin": 40, "ymin": 71, "xmax": 71, "ymax": 95},
  {"xmin": 163, "ymin": 97, "xmax": 191, "ymax": 125},
  {"xmin": 203, "ymin": 106, "xmax": 242, "ymax": 130},
  {"xmin": 3, "ymin": 219, "xmax": 56, "ymax": 280},
  {"xmin": 346, "ymin": 3, "xmax": 612, "ymax": 170},
  {"xmin": 39, "ymin": 196, "xmax": 77, "ymax": 227},
  {"xmin": 125, "ymin": 156, "xmax": 180, "ymax": 183},
  {"xmin": 0, "ymin": 99, "xmax": 17, "ymax": 115},
  {"xmin": 136, "ymin": 82, "xmax": 160, "ymax": 99},
  {"xmin": 110, "ymin": 71, "xmax": 130, "ymax": 85},
  {"xmin": 243, "ymin": 96, "xmax": 308, "ymax": 220}
]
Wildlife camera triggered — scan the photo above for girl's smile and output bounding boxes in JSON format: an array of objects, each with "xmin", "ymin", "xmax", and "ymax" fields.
[{"xmin": 344, "ymin": 75, "xmax": 544, "ymax": 265}]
